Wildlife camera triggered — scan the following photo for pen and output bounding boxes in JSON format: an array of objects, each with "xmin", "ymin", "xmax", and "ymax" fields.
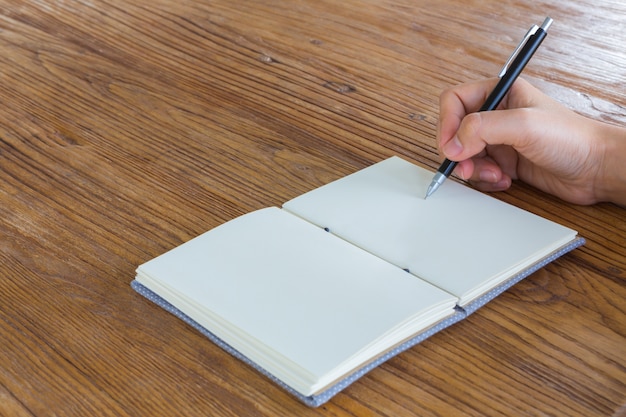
[{"xmin": 425, "ymin": 17, "xmax": 554, "ymax": 199}]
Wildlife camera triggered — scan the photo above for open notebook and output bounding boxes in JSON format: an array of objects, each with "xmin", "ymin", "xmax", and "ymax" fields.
[{"xmin": 132, "ymin": 156, "xmax": 583, "ymax": 407}]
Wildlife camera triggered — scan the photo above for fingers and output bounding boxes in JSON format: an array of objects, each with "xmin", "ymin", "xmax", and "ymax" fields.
[
  {"xmin": 470, "ymin": 176, "xmax": 512, "ymax": 192},
  {"xmin": 437, "ymin": 78, "xmax": 547, "ymax": 160},
  {"xmin": 465, "ymin": 157, "xmax": 512, "ymax": 191},
  {"xmin": 437, "ymin": 78, "xmax": 502, "ymax": 152},
  {"xmin": 443, "ymin": 106, "xmax": 546, "ymax": 162},
  {"xmin": 455, "ymin": 154, "xmax": 512, "ymax": 192}
]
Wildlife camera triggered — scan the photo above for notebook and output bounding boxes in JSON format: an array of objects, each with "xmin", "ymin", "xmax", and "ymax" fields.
[{"xmin": 132, "ymin": 156, "xmax": 583, "ymax": 407}]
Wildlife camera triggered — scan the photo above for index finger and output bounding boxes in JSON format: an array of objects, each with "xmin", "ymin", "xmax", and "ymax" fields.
[{"xmin": 437, "ymin": 78, "xmax": 501, "ymax": 150}]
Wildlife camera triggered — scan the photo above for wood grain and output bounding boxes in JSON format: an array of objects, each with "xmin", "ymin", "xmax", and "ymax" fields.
[{"xmin": 0, "ymin": 0, "xmax": 624, "ymax": 416}]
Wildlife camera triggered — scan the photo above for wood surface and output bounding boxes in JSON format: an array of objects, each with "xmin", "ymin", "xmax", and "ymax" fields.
[{"xmin": 0, "ymin": 0, "xmax": 624, "ymax": 416}]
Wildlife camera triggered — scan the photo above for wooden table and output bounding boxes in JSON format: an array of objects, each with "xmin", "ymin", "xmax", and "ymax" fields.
[{"xmin": 1, "ymin": 1, "xmax": 624, "ymax": 415}]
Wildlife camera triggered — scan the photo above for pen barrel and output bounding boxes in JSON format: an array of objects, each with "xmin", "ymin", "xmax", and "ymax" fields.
[
  {"xmin": 479, "ymin": 28, "xmax": 548, "ymax": 112},
  {"xmin": 437, "ymin": 158, "xmax": 457, "ymax": 176}
]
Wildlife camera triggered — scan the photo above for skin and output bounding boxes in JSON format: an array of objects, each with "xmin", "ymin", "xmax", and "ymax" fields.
[{"xmin": 437, "ymin": 78, "xmax": 626, "ymax": 206}]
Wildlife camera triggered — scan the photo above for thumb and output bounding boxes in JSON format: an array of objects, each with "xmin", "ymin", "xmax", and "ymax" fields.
[{"xmin": 442, "ymin": 109, "xmax": 538, "ymax": 161}]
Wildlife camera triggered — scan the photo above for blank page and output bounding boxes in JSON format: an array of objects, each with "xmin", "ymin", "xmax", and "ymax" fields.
[
  {"xmin": 283, "ymin": 157, "xmax": 577, "ymax": 305},
  {"xmin": 136, "ymin": 207, "xmax": 457, "ymax": 395}
]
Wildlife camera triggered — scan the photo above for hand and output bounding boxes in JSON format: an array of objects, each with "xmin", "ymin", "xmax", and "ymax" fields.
[{"xmin": 437, "ymin": 78, "xmax": 626, "ymax": 205}]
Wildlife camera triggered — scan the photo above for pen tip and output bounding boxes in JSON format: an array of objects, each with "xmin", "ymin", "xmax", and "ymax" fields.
[{"xmin": 425, "ymin": 170, "xmax": 446, "ymax": 199}]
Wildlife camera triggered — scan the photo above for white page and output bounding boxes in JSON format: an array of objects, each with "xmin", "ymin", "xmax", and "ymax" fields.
[
  {"xmin": 136, "ymin": 207, "xmax": 457, "ymax": 395},
  {"xmin": 283, "ymin": 157, "xmax": 577, "ymax": 305}
]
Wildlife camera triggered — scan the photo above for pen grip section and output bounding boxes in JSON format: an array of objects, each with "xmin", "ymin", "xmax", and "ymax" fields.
[{"xmin": 437, "ymin": 159, "xmax": 456, "ymax": 176}]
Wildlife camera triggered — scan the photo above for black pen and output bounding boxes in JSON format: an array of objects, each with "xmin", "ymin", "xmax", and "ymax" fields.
[{"xmin": 425, "ymin": 17, "xmax": 553, "ymax": 199}]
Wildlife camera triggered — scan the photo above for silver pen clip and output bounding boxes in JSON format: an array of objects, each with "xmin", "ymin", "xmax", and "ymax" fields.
[{"xmin": 498, "ymin": 24, "xmax": 539, "ymax": 77}]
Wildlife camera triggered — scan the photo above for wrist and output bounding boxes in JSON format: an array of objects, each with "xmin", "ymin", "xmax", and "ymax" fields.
[{"xmin": 594, "ymin": 123, "xmax": 626, "ymax": 206}]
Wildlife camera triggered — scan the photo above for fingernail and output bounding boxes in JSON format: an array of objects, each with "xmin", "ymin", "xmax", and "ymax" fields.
[
  {"xmin": 479, "ymin": 169, "xmax": 498, "ymax": 183},
  {"xmin": 456, "ymin": 167, "xmax": 466, "ymax": 181},
  {"xmin": 495, "ymin": 178, "xmax": 511, "ymax": 189},
  {"xmin": 442, "ymin": 135, "xmax": 463, "ymax": 158}
]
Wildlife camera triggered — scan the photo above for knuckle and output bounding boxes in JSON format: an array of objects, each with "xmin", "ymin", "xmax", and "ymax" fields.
[
  {"xmin": 439, "ymin": 87, "xmax": 455, "ymax": 103},
  {"xmin": 461, "ymin": 112, "xmax": 483, "ymax": 138}
]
